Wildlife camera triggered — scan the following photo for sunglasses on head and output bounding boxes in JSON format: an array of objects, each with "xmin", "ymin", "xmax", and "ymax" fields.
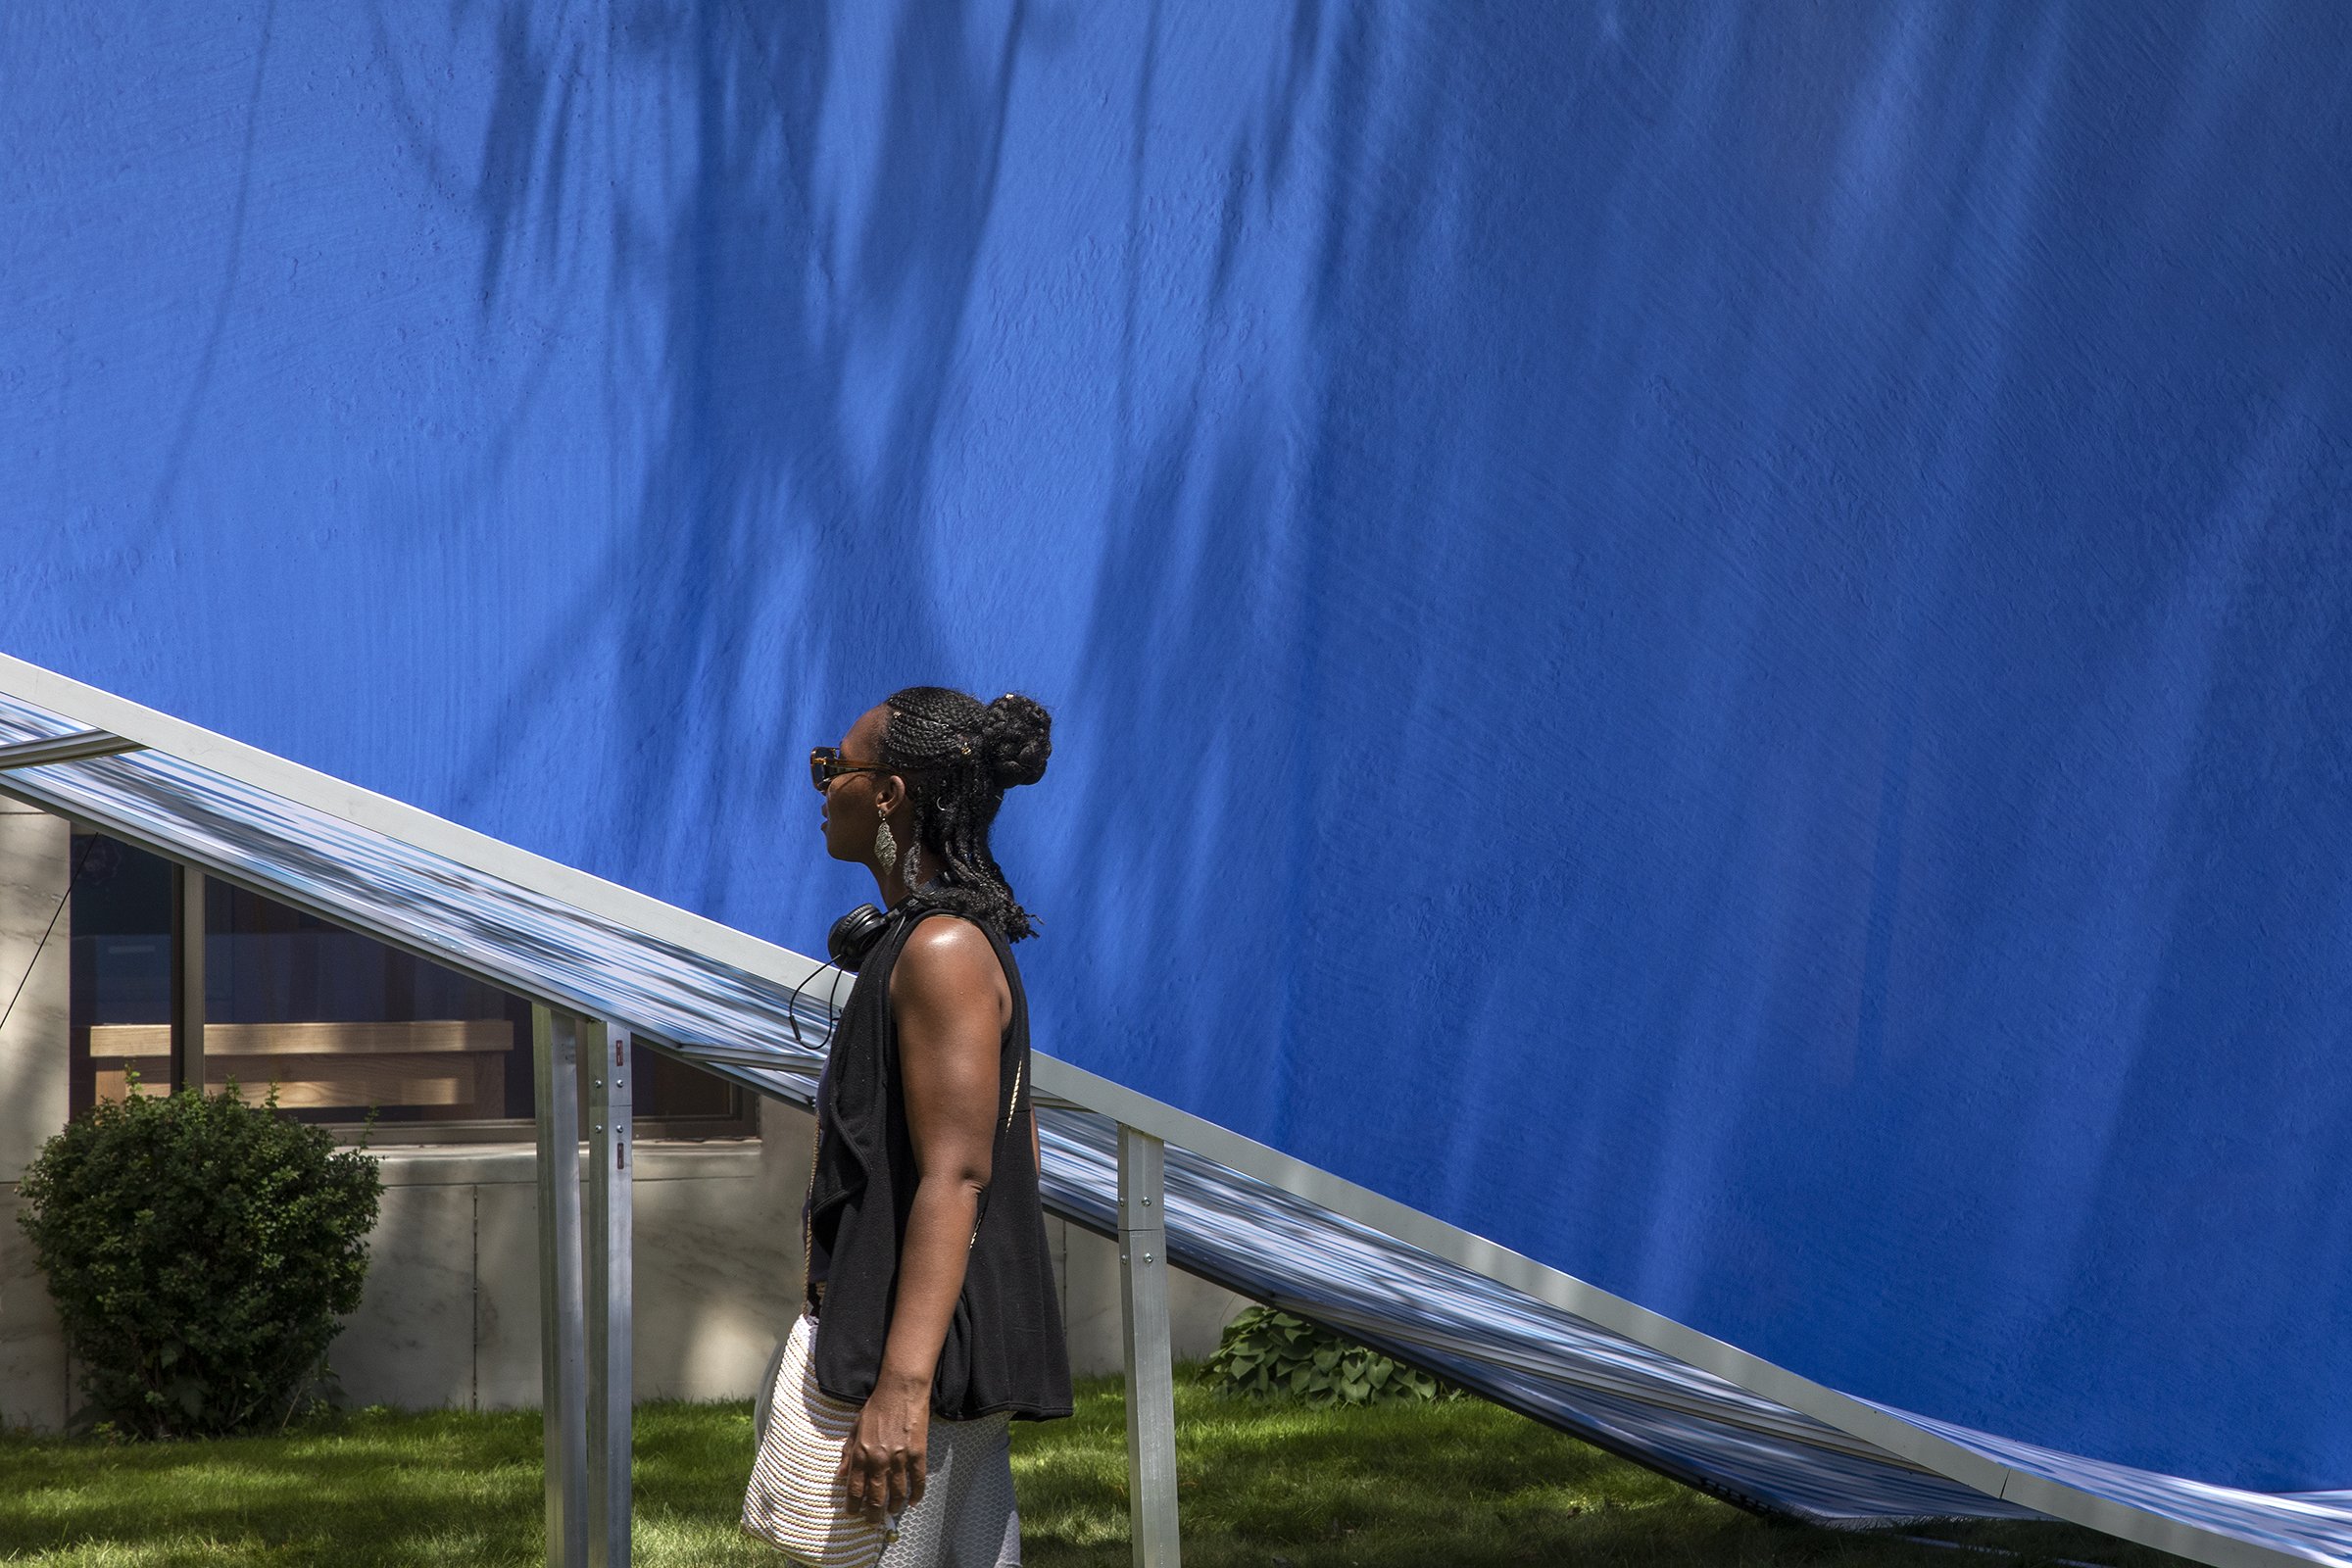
[{"xmin": 808, "ymin": 747, "xmax": 890, "ymax": 793}]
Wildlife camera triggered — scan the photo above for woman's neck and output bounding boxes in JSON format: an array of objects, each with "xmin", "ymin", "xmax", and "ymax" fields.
[{"xmin": 873, "ymin": 858, "xmax": 941, "ymax": 908}]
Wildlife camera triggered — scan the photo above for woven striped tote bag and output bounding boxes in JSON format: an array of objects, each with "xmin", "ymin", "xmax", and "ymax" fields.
[{"xmin": 741, "ymin": 1313, "xmax": 895, "ymax": 1567}]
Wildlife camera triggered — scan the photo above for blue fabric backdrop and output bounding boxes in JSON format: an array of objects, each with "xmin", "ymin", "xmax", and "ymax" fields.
[{"xmin": 4, "ymin": 3, "xmax": 2347, "ymax": 1492}]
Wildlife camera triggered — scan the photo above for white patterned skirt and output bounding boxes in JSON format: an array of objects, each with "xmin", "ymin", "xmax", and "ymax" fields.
[{"xmin": 743, "ymin": 1313, "xmax": 1021, "ymax": 1568}]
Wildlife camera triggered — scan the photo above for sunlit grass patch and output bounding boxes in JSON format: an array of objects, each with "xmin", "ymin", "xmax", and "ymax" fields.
[{"xmin": 0, "ymin": 1374, "xmax": 2198, "ymax": 1568}]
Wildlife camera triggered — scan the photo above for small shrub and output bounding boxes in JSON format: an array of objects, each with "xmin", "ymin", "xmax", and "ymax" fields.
[
  {"xmin": 15, "ymin": 1078, "xmax": 381, "ymax": 1439},
  {"xmin": 1200, "ymin": 1306, "xmax": 1454, "ymax": 1406}
]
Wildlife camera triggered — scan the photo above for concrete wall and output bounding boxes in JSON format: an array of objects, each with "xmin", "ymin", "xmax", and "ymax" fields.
[
  {"xmin": 0, "ymin": 808, "xmax": 1242, "ymax": 1426},
  {"xmin": 333, "ymin": 1129, "xmax": 805, "ymax": 1411},
  {"xmin": 0, "ymin": 807, "xmax": 72, "ymax": 1430},
  {"xmin": 334, "ymin": 1100, "xmax": 1241, "ymax": 1412}
]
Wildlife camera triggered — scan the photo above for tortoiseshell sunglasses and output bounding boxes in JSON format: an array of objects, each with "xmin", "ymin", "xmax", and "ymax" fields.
[{"xmin": 808, "ymin": 747, "xmax": 889, "ymax": 792}]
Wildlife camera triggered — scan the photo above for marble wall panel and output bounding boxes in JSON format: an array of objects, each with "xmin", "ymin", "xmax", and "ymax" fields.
[
  {"xmin": 632, "ymin": 1167, "xmax": 796, "ymax": 1402},
  {"xmin": 758, "ymin": 1097, "xmax": 814, "ymax": 1218},
  {"xmin": 1166, "ymin": 1259, "xmax": 1250, "ymax": 1368},
  {"xmin": 0, "ymin": 809, "xmax": 71, "ymax": 1183},
  {"xmin": 1059, "ymin": 1220, "xmax": 1121, "ymax": 1378},
  {"xmin": 1058, "ymin": 1220, "xmax": 1248, "ymax": 1379},
  {"xmin": 1043, "ymin": 1216, "xmax": 1072, "ymax": 1328},
  {"xmin": 470, "ymin": 1178, "xmax": 544, "ymax": 1412},
  {"xmin": 0, "ymin": 1191, "xmax": 69, "ymax": 1431},
  {"xmin": 334, "ymin": 1183, "xmax": 476, "ymax": 1410},
  {"xmin": 467, "ymin": 1153, "xmax": 801, "ymax": 1408},
  {"xmin": 1, "ymin": 808, "xmax": 73, "ymax": 1432}
]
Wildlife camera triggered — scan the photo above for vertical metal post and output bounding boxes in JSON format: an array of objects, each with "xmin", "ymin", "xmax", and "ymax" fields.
[
  {"xmin": 1118, "ymin": 1124, "xmax": 1182, "ymax": 1568},
  {"xmin": 533, "ymin": 1006, "xmax": 589, "ymax": 1568},
  {"xmin": 170, "ymin": 864, "xmax": 204, "ymax": 1094},
  {"xmin": 586, "ymin": 1021, "xmax": 634, "ymax": 1568}
]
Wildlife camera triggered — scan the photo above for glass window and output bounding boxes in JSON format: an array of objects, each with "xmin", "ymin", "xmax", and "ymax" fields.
[
  {"xmin": 69, "ymin": 833, "xmax": 178, "ymax": 1109},
  {"xmin": 203, "ymin": 878, "xmax": 526, "ymax": 1124},
  {"xmin": 70, "ymin": 834, "xmax": 753, "ymax": 1139}
]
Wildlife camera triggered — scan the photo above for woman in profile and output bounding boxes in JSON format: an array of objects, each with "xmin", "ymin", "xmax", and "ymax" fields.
[{"xmin": 745, "ymin": 686, "xmax": 1071, "ymax": 1568}]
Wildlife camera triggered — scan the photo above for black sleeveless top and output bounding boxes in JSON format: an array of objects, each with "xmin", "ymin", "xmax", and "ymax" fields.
[{"xmin": 804, "ymin": 906, "xmax": 1074, "ymax": 1422}]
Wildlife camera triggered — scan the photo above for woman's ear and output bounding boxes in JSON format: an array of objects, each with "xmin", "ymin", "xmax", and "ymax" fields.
[{"xmin": 873, "ymin": 772, "xmax": 906, "ymax": 818}]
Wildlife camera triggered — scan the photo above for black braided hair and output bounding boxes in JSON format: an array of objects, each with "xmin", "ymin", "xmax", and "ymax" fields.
[{"xmin": 879, "ymin": 686, "xmax": 1052, "ymax": 941}]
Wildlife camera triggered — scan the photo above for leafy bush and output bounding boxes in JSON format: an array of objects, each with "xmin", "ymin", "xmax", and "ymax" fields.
[
  {"xmin": 1200, "ymin": 1306, "xmax": 1454, "ymax": 1406},
  {"xmin": 16, "ymin": 1080, "xmax": 382, "ymax": 1438}
]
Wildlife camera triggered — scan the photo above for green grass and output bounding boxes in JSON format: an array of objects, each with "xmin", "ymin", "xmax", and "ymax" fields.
[{"xmin": 0, "ymin": 1374, "xmax": 2197, "ymax": 1568}]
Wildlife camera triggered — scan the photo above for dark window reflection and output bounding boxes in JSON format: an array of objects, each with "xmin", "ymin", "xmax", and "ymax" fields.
[
  {"xmin": 70, "ymin": 834, "xmax": 748, "ymax": 1134},
  {"xmin": 69, "ymin": 832, "xmax": 175, "ymax": 1112},
  {"xmin": 204, "ymin": 878, "xmax": 527, "ymax": 1124}
]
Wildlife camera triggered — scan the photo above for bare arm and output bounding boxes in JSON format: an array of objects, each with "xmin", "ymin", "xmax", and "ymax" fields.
[{"xmin": 840, "ymin": 918, "xmax": 1010, "ymax": 1522}]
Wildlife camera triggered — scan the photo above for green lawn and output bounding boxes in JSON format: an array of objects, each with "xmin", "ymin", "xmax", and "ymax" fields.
[{"xmin": 0, "ymin": 1374, "xmax": 2196, "ymax": 1568}]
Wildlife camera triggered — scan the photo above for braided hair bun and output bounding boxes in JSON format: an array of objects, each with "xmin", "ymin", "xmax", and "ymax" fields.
[
  {"xmin": 877, "ymin": 685, "xmax": 1053, "ymax": 940},
  {"xmin": 979, "ymin": 693, "xmax": 1052, "ymax": 788}
]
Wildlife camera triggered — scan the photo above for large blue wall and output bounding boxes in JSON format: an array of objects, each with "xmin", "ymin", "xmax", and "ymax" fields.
[{"xmin": 5, "ymin": 4, "xmax": 2348, "ymax": 1491}]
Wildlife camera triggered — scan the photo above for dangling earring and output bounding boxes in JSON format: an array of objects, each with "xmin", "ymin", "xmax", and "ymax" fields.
[
  {"xmin": 873, "ymin": 817, "xmax": 899, "ymax": 873},
  {"xmin": 903, "ymin": 840, "xmax": 922, "ymax": 889}
]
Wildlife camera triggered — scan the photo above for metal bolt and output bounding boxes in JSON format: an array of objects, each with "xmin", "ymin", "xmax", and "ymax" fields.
[
  {"xmin": 1144, "ymin": 1252, "xmax": 1154, "ymax": 1263},
  {"xmin": 1141, "ymin": 1197, "xmax": 1152, "ymax": 1207}
]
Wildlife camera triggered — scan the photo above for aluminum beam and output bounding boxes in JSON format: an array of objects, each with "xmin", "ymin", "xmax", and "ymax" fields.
[
  {"xmin": 586, "ymin": 1021, "xmax": 635, "ymax": 1568},
  {"xmin": 534, "ymin": 1006, "xmax": 590, "ymax": 1568},
  {"xmin": 0, "ymin": 727, "xmax": 143, "ymax": 771},
  {"xmin": 1118, "ymin": 1125, "xmax": 1182, "ymax": 1568}
]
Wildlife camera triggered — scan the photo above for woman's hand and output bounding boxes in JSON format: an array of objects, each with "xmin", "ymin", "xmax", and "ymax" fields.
[{"xmin": 841, "ymin": 1373, "xmax": 930, "ymax": 1525}]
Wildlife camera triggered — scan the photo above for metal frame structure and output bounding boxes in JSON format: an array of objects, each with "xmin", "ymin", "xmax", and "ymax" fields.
[
  {"xmin": 532, "ymin": 1008, "xmax": 591, "ymax": 1566},
  {"xmin": 0, "ymin": 727, "xmax": 144, "ymax": 770},
  {"xmin": 1118, "ymin": 1128, "xmax": 1182, "ymax": 1568},
  {"xmin": 0, "ymin": 651, "xmax": 2336, "ymax": 1568},
  {"xmin": 586, "ymin": 1019, "xmax": 635, "ymax": 1568}
]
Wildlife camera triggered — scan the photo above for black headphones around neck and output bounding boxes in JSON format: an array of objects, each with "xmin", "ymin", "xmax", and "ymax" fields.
[{"xmin": 827, "ymin": 903, "xmax": 892, "ymax": 973}]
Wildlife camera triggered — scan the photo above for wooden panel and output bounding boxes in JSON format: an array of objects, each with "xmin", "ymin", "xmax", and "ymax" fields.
[
  {"xmin": 89, "ymin": 1020, "xmax": 513, "ymax": 1116},
  {"xmin": 94, "ymin": 1054, "xmax": 509, "ymax": 1115},
  {"xmin": 89, "ymin": 1067, "xmax": 163, "ymax": 1103},
  {"xmin": 209, "ymin": 1054, "xmax": 493, "ymax": 1111},
  {"xmin": 89, "ymin": 1019, "xmax": 513, "ymax": 1057},
  {"xmin": 474, "ymin": 1051, "xmax": 506, "ymax": 1118}
]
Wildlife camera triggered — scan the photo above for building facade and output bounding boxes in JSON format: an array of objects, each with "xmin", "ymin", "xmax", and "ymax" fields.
[{"xmin": 0, "ymin": 807, "xmax": 1240, "ymax": 1426}]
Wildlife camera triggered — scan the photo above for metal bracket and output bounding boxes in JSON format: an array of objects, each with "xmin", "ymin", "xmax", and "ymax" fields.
[
  {"xmin": 1118, "ymin": 1124, "xmax": 1182, "ymax": 1568},
  {"xmin": 586, "ymin": 1021, "xmax": 634, "ymax": 1568},
  {"xmin": 533, "ymin": 1006, "xmax": 589, "ymax": 1568}
]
